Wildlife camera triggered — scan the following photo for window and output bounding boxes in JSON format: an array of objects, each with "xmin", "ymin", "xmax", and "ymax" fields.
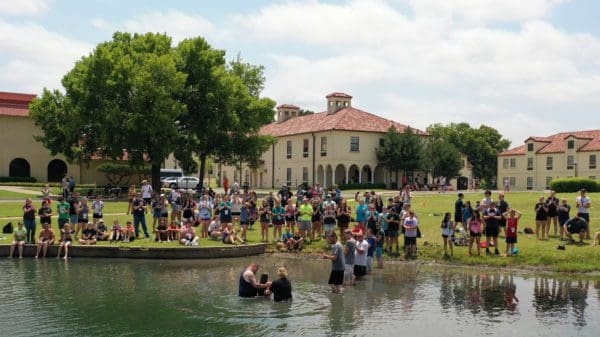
[
  {"xmin": 286, "ymin": 168, "xmax": 292, "ymax": 187},
  {"xmin": 329, "ymin": 101, "xmax": 333, "ymax": 107},
  {"xmin": 302, "ymin": 167, "xmax": 309, "ymax": 184},
  {"xmin": 379, "ymin": 138, "xmax": 385, "ymax": 147},
  {"xmin": 502, "ymin": 158, "xmax": 508, "ymax": 169},
  {"xmin": 567, "ymin": 155, "xmax": 574, "ymax": 169},
  {"xmin": 344, "ymin": 101, "xmax": 349, "ymax": 107},
  {"xmin": 546, "ymin": 177, "xmax": 552, "ymax": 189},
  {"xmin": 286, "ymin": 140, "xmax": 292, "ymax": 159},
  {"xmin": 303, "ymin": 139, "xmax": 309, "ymax": 158},
  {"xmin": 509, "ymin": 177, "xmax": 516, "ymax": 186},
  {"xmin": 527, "ymin": 158, "xmax": 533, "ymax": 170},
  {"xmin": 590, "ymin": 155, "xmax": 597, "ymax": 169},
  {"xmin": 567, "ymin": 140, "xmax": 575, "ymax": 149},
  {"xmin": 320, "ymin": 137, "xmax": 327, "ymax": 156},
  {"xmin": 350, "ymin": 136, "xmax": 360, "ymax": 152},
  {"xmin": 527, "ymin": 143, "xmax": 534, "ymax": 151},
  {"xmin": 546, "ymin": 156, "xmax": 553, "ymax": 170},
  {"xmin": 510, "ymin": 158, "xmax": 516, "ymax": 168},
  {"xmin": 590, "ymin": 176, "xmax": 596, "ymax": 180},
  {"xmin": 527, "ymin": 177, "xmax": 533, "ymax": 190}
]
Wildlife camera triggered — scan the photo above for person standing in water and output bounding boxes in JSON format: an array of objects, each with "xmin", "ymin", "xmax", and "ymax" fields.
[
  {"xmin": 238, "ymin": 263, "xmax": 271, "ymax": 298},
  {"xmin": 323, "ymin": 232, "xmax": 345, "ymax": 294}
]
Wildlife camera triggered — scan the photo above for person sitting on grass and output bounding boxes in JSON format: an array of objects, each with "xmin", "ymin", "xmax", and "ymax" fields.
[
  {"xmin": 168, "ymin": 221, "xmax": 180, "ymax": 242},
  {"xmin": 179, "ymin": 221, "xmax": 198, "ymax": 246},
  {"xmin": 503, "ymin": 208, "xmax": 522, "ymax": 256},
  {"xmin": 155, "ymin": 218, "xmax": 169, "ymax": 242},
  {"xmin": 57, "ymin": 223, "xmax": 74, "ymax": 260},
  {"xmin": 110, "ymin": 220, "xmax": 122, "ymax": 242},
  {"xmin": 35, "ymin": 222, "xmax": 55, "ymax": 258},
  {"xmin": 564, "ymin": 212, "xmax": 587, "ymax": 244},
  {"xmin": 222, "ymin": 223, "xmax": 245, "ymax": 245},
  {"xmin": 9, "ymin": 222, "xmax": 27, "ymax": 259},
  {"xmin": 208, "ymin": 220, "xmax": 222, "ymax": 240},
  {"xmin": 96, "ymin": 219, "xmax": 109, "ymax": 241},
  {"xmin": 285, "ymin": 231, "xmax": 304, "ymax": 251},
  {"xmin": 79, "ymin": 222, "xmax": 98, "ymax": 245},
  {"xmin": 123, "ymin": 221, "xmax": 135, "ymax": 243}
]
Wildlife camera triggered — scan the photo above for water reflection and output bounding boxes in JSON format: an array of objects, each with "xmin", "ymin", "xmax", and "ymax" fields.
[{"xmin": 0, "ymin": 258, "xmax": 599, "ymax": 337}]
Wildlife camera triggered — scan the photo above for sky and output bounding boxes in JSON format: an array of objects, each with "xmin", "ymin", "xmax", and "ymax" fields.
[{"xmin": 1, "ymin": 0, "xmax": 600, "ymax": 148}]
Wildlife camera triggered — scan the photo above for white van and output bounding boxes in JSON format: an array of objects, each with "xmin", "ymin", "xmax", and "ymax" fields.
[{"xmin": 160, "ymin": 169, "xmax": 183, "ymax": 185}]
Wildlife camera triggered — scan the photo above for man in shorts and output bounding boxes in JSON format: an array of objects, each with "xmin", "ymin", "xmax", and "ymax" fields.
[
  {"xmin": 323, "ymin": 232, "xmax": 345, "ymax": 294},
  {"xmin": 483, "ymin": 202, "xmax": 502, "ymax": 255},
  {"xmin": 386, "ymin": 207, "xmax": 401, "ymax": 254},
  {"xmin": 298, "ymin": 199, "xmax": 313, "ymax": 241},
  {"xmin": 575, "ymin": 189, "xmax": 591, "ymax": 239},
  {"xmin": 343, "ymin": 229, "xmax": 356, "ymax": 285}
]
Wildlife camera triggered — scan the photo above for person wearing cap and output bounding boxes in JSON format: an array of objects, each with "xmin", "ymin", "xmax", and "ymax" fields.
[
  {"xmin": 267, "ymin": 267, "xmax": 293, "ymax": 302},
  {"xmin": 79, "ymin": 222, "xmax": 97, "ymax": 245},
  {"xmin": 96, "ymin": 219, "xmax": 109, "ymax": 241},
  {"xmin": 238, "ymin": 263, "xmax": 271, "ymax": 298},
  {"xmin": 575, "ymin": 189, "xmax": 591, "ymax": 239},
  {"xmin": 141, "ymin": 180, "xmax": 153, "ymax": 205}
]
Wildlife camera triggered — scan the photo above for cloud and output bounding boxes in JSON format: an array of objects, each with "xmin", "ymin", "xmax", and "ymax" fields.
[
  {"xmin": 0, "ymin": 19, "xmax": 91, "ymax": 92},
  {"xmin": 0, "ymin": 0, "xmax": 50, "ymax": 16},
  {"xmin": 93, "ymin": 10, "xmax": 216, "ymax": 43}
]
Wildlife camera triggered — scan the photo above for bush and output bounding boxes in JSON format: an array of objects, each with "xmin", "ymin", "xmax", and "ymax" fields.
[
  {"xmin": 0, "ymin": 176, "xmax": 37, "ymax": 183},
  {"xmin": 549, "ymin": 178, "xmax": 600, "ymax": 193},
  {"xmin": 338, "ymin": 183, "xmax": 387, "ymax": 190}
]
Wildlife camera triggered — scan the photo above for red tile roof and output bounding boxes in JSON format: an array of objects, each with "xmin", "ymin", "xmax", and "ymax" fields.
[
  {"xmin": 260, "ymin": 107, "xmax": 426, "ymax": 137},
  {"xmin": 277, "ymin": 104, "xmax": 300, "ymax": 109},
  {"xmin": 0, "ymin": 91, "xmax": 36, "ymax": 117},
  {"xmin": 326, "ymin": 92, "xmax": 352, "ymax": 99},
  {"xmin": 500, "ymin": 130, "xmax": 600, "ymax": 156}
]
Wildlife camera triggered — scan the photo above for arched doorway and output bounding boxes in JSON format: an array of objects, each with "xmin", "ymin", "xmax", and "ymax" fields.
[
  {"xmin": 47, "ymin": 159, "xmax": 67, "ymax": 182},
  {"xmin": 334, "ymin": 164, "xmax": 346, "ymax": 185},
  {"xmin": 361, "ymin": 165, "xmax": 372, "ymax": 184},
  {"xmin": 9, "ymin": 158, "xmax": 30, "ymax": 177},
  {"xmin": 317, "ymin": 165, "xmax": 325, "ymax": 186},
  {"xmin": 457, "ymin": 176, "xmax": 468, "ymax": 190},
  {"xmin": 325, "ymin": 165, "xmax": 333, "ymax": 188},
  {"xmin": 374, "ymin": 165, "xmax": 386, "ymax": 184},
  {"xmin": 348, "ymin": 164, "xmax": 360, "ymax": 184}
]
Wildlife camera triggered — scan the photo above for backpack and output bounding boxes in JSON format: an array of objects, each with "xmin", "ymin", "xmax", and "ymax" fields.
[{"xmin": 2, "ymin": 222, "xmax": 13, "ymax": 234}]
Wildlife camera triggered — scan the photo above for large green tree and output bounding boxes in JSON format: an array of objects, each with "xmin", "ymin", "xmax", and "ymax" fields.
[
  {"xmin": 30, "ymin": 32, "xmax": 186, "ymax": 191},
  {"xmin": 376, "ymin": 126, "xmax": 424, "ymax": 187},
  {"xmin": 174, "ymin": 37, "xmax": 276, "ymax": 190},
  {"xmin": 426, "ymin": 122, "xmax": 510, "ymax": 187},
  {"xmin": 424, "ymin": 140, "xmax": 464, "ymax": 184}
]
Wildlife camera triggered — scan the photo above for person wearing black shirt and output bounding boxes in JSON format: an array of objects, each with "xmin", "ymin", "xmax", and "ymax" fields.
[
  {"xmin": 546, "ymin": 190, "xmax": 560, "ymax": 238},
  {"xmin": 132, "ymin": 192, "xmax": 149, "ymax": 238},
  {"xmin": 534, "ymin": 195, "xmax": 548, "ymax": 240},
  {"xmin": 497, "ymin": 193, "xmax": 509, "ymax": 235},
  {"xmin": 454, "ymin": 193, "xmax": 464, "ymax": 228},
  {"xmin": 268, "ymin": 267, "xmax": 292, "ymax": 302},
  {"xmin": 38, "ymin": 200, "xmax": 53, "ymax": 226},
  {"xmin": 79, "ymin": 222, "xmax": 97, "ymax": 245},
  {"xmin": 68, "ymin": 193, "xmax": 80, "ymax": 227},
  {"xmin": 483, "ymin": 202, "xmax": 502, "ymax": 255},
  {"xmin": 564, "ymin": 213, "xmax": 587, "ymax": 243}
]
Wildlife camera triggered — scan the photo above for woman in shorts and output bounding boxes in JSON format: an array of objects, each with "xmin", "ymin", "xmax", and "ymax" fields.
[
  {"xmin": 441, "ymin": 212, "xmax": 455, "ymax": 257},
  {"xmin": 126, "ymin": 185, "xmax": 136, "ymax": 215},
  {"xmin": 198, "ymin": 194, "xmax": 213, "ymax": 238},
  {"xmin": 467, "ymin": 210, "xmax": 483, "ymax": 256},
  {"xmin": 272, "ymin": 200, "xmax": 285, "ymax": 242},
  {"xmin": 534, "ymin": 195, "xmax": 548, "ymax": 240},
  {"xmin": 259, "ymin": 200, "xmax": 271, "ymax": 242},
  {"xmin": 75, "ymin": 197, "xmax": 89, "ymax": 239},
  {"xmin": 57, "ymin": 223, "xmax": 74, "ymax": 260},
  {"xmin": 336, "ymin": 198, "xmax": 351, "ymax": 239},
  {"xmin": 311, "ymin": 198, "xmax": 323, "ymax": 240},
  {"xmin": 284, "ymin": 199, "xmax": 296, "ymax": 233}
]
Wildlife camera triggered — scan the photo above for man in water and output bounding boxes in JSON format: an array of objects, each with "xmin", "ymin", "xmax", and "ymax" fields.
[
  {"xmin": 238, "ymin": 263, "xmax": 271, "ymax": 298},
  {"xmin": 323, "ymin": 232, "xmax": 345, "ymax": 294}
]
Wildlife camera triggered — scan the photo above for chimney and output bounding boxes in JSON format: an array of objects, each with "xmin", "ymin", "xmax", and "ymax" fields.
[
  {"xmin": 326, "ymin": 92, "xmax": 352, "ymax": 114},
  {"xmin": 276, "ymin": 104, "xmax": 300, "ymax": 123}
]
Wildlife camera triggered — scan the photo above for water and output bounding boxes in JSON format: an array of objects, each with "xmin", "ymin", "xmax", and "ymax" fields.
[{"xmin": 1, "ymin": 257, "xmax": 599, "ymax": 337}]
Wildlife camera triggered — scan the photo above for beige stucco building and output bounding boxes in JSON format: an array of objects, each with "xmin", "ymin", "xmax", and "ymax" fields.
[
  {"xmin": 220, "ymin": 92, "xmax": 473, "ymax": 190},
  {"xmin": 498, "ymin": 130, "xmax": 600, "ymax": 190},
  {"xmin": 0, "ymin": 91, "xmax": 175, "ymax": 186}
]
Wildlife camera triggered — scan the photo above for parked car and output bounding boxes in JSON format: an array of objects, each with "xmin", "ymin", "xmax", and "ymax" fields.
[
  {"xmin": 160, "ymin": 169, "xmax": 183, "ymax": 185},
  {"xmin": 165, "ymin": 176, "xmax": 200, "ymax": 191}
]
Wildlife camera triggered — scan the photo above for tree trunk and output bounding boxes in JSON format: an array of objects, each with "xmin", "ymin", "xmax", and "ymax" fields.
[
  {"xmin": 198, "ymin": 153, "xmax": 207, "ymax": 191},
  {"xmin": 151, "ymin": 163, "xmax": 161, "ymax": 193}
]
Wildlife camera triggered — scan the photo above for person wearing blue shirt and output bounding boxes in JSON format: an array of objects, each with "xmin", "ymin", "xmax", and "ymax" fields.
[
  {"xmin": 366, "ymin": 228, "xmax": 376, "ymax": 273},
  {"xmin": 355, "ymin": 199, "xmax": 368, "ymax": 230}
]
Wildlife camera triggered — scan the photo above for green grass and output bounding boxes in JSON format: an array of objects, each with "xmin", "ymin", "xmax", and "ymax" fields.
[
  {"xmin": 1, "ymin": 191, "xmax": 600, "ymax": 272},
  {"xmin": 0, "ymin": 190, "xmax": 41, "ymax": 199}
]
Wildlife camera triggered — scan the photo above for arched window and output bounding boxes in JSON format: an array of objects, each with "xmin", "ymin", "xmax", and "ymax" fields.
[{"xmin": 47, "ymin": 159, "xmax": 68, "ymax": 182}]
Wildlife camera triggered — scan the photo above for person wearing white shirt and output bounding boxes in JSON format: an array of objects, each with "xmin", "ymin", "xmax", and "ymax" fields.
[
  {"xmin": 575, "ymin": 189, "xmax": 591, "ymax": 239},
  {"xmin": 353, "ymin": 232, "xmax": 369, "ymax": 279},
  {"xmin": 141, "ymin": 180, "xmax": 153, "ymax": 204}
]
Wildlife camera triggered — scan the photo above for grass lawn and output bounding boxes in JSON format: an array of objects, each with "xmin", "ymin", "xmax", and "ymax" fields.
[
  {"xmin": 0, "ymin": 190, "xmax": 42, "ymax": 199},
  {"xmin": 1, "ymin": 190, "xmax": 599, "ymax": 272}
]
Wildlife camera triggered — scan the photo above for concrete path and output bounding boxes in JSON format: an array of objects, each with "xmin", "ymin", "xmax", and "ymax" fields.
[{"xmin": 0, "ymin": 185, "xmax": 56, "ymax": 196}]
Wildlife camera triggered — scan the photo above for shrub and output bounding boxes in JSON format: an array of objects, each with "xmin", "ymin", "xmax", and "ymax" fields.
[
  {"xmin": 549, "ymin": 178, "xmax": 600, "ymax": 193},
  {"xmin": 338, "ymin": 183, "xmax": 387, "ymax": 190},
  {"xmin": 0, "ymin": 176, "xmax": 37, "ymax": 183}
]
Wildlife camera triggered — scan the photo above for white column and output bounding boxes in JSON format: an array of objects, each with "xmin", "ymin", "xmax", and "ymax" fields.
[
  {"xmin": 332, "ymin": 169, "xmax": 335, "ymax": 187},
  {"xmin": 371, "ymin": 169, "xmax": 375, "ymax": 184},
  {"xmin": 359, "ymin": 170, "xmax": 362, "ymax": 184}
]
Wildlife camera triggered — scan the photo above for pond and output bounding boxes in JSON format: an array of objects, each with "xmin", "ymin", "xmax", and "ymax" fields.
[{"xmin": 1, "ymin": 257, "xmax": 599, "ymax": 337}]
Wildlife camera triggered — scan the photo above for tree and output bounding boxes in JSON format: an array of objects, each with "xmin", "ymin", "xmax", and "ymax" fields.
[
  {"xmin": 30, "ymin": 32, "xmax": 186, "ymax": 191},
  {"xmin": 424, "ymin": 140, "xmax": 464, "ymax": 184},
  {"xmin": 299, "ymin": 109, "xmax": 314, "ymax": 116},
  {"xmin": 174, "ymin": 37, "xmax": 276, "ymax": 190},
  {"xmin": 376, "ymin": 126, "xmax": 424, "ymax": 187},
  {"xmin": 426, "ymin": 123, "xmax": 510, "ymax": 187}
]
